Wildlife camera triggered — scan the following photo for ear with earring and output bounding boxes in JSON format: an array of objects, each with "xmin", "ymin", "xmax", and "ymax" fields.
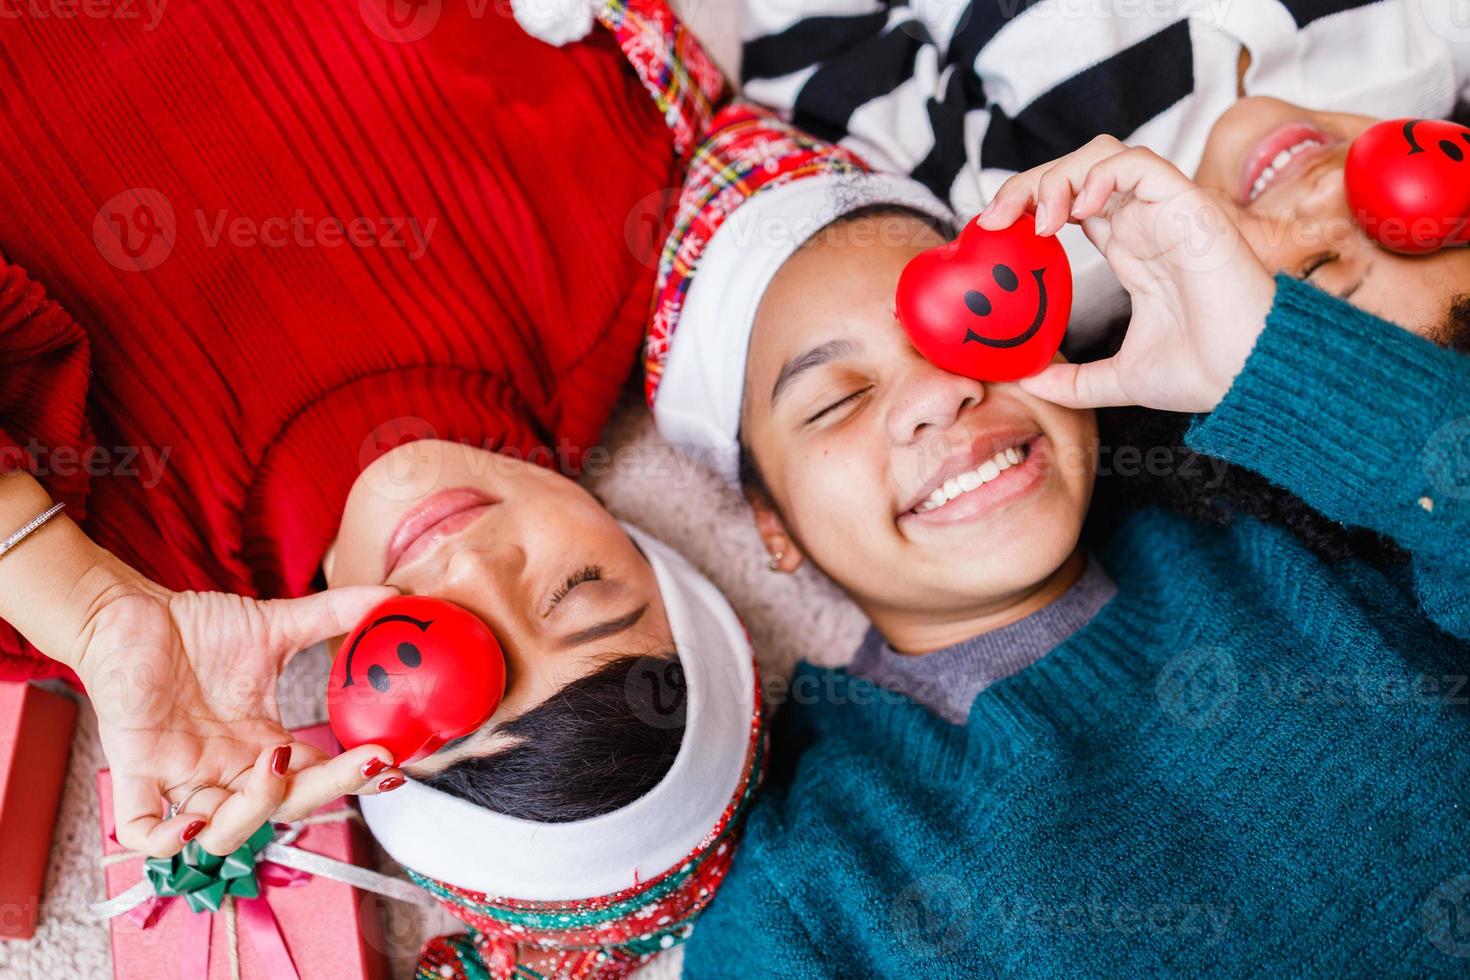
[{"xmin": 751, "ymin": 502, "xmax": 796, "ymax": 574}]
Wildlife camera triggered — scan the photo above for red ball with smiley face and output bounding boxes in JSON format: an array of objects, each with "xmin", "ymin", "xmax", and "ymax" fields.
[
  {"xmin": 896, "ymin": 214, "xmax": 1072, "ymax": 382},
  {"xmin": 328, "ymin": 595, "xmax": 507, "ymax": 766},
  {"xmin": 1345, "ymin": 118, "xmax": 1470, "ymax": 255}
]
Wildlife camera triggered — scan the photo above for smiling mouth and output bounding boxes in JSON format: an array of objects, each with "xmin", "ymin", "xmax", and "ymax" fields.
[
  {"xmin": 1239, "ymin": 122, "xmax": 1335, "ymax": 204},
  {"xmin": 963, "ymin": 268, "xmax": 1047, "ymax": 349},
  {"xmin": 385, "ymin": 487, "xmax": 498, "ymax": 578},
  {"xmin": 910, "ymin": 441, "xmax": 1031, "ymax": 514}
]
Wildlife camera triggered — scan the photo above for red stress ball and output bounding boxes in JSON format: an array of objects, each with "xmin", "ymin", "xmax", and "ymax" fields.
[
  {"xmin": 896, "ymin": 213, "xmax": 1072, "ymax": 382},
  {"xmin": 328, "ymin": 595, "xmax": 507, "ymax": 766},
  {"xmin": 1345, "ymin": 118, "xmax": 1470, "ymax": 255}
]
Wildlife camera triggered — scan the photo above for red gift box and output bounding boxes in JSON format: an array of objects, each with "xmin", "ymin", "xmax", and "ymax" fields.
[
  {"xmin": 96, "ymin": 723, "xmax": 390, "ymax": 980},
  {"xmin": 0, "ymin": 680, "xmax": 78, "ymax": 940}
]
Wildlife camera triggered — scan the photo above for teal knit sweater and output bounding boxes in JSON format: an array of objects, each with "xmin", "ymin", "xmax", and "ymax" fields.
[{"xmin": 682, "ymin": 277, "xmax": 1470, "ymax": 978}]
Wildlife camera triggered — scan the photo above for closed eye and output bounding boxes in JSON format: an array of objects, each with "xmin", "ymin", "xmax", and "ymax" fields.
[
  {"xmin": 1295, "ymin": 251, "xmax": 1364, "ymax": 301},
  {"xmin": 804, "ymin": 386, "xmax": 871, "ymax": 426},
  {"xmin": 1296, "ymin": 252, "xmax": 1337, "ymax": 282},
  {"xmin": 549, "ymin": 564, "xmax": 602, "ymax": 610}
]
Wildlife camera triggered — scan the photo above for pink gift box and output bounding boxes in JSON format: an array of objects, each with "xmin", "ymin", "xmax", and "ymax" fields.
[
  {"xmin": 0, "ymin": 680, "xmax": 78, "ymax": 940},
  {"xmin": 96, "ymin": 723, "xmax": 390, "ymax": 980}
]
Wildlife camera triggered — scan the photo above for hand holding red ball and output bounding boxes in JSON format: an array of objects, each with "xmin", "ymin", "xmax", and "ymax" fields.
[{"xmin": 896, "ymin": 215, "xmax": 1073, "ymax": 382}]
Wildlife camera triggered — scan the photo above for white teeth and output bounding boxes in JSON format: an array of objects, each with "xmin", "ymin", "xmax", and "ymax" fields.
[
  {"xmin": 1247, "ymin": 138, "xmax": 1326, "ymax": 202},
  {"xmin": 911, "ymin": 445, "xmax": 1029, "ymax": 514}
]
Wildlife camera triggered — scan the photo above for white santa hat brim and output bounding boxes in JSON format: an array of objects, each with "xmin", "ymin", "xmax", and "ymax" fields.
[
  {"xmin": 652, "ymin": 171, "xmax": 954, "ymax": 481},
  {"xmin": 359, "ymin": 523, "xmax": 755, "ymax": 902}
]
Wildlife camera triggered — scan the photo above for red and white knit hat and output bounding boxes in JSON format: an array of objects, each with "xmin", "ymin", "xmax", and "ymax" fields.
[
  {"xmin": 518, "ymin": 0, "xmax": 954, "ymax": 480},
  {"xmin": 644, "ymin": 104, "xmax": 954, "ymax": 477}
]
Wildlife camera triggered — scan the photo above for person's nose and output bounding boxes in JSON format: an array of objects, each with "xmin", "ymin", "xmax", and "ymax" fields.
[
  {"xmin": 883, "ymin": 353, "xmax": 985, "ymax": 446},
  {"xmin": 441, "ymin": 544, "xmax": 531, "ymax": 633},
  {"xmin": 1242, "ymin": 159, "xmax": 1359, "ymax": 273},
  {"xmin": 1294, "ymin": 159, "xmax": 1350, "ymax": 224}
]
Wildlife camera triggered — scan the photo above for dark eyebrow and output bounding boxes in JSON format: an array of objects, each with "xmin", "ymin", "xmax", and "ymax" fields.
[
  {"xmin": 558, "ymin": 603, "xmax": 649, "ymax": 650},
  {"xmin": 771, "ymin": 339, "xmax": 861, "ymax": 407}
]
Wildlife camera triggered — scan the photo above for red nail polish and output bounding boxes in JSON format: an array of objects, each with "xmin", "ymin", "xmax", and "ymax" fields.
[
  {"xmin": 181, "ymin": 820, "xmax": 205, "ymax": 842},
  {"xmin": 377, "ymin": 776, "xmax": 405, "ymax": 792},
  {"xmin": 361, "ymin": 757, "xmax": 390, "ymax": 780},
  {"xmin": 271, "ymin": 745, "xmax": 292, "ymax": 776}
]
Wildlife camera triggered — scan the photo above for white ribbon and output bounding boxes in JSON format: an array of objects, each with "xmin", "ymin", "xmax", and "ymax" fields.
[{"xmin": 91, "ymin": 814, "xmax": 433, "ymax": 920}]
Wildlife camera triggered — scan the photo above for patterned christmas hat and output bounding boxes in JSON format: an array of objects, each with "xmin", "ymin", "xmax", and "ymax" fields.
[
  {"xmin": 517, "ymin": 0, "xmax": 953, "ymax": 481},
  {"xmin": 644, "ymin": 104, "xmax": 954, "ymax": 477},
  {"xmin": 513, "ymin": 0, "xmax": 726, "ymax": 161}
]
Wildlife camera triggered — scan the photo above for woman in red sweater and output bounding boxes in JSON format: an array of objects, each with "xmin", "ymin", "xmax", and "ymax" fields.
[{"xmin": 0, "ymin": 2, "xmax": 690, "ymax": 861}]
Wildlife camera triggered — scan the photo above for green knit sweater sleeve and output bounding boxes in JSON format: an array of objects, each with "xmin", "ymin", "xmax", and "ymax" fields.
[
  {"xmin": 1188, "ymin": 274, "xmax": 1470, "ymax": 637},
  {"xmin": 681, "ymin": 828, "xmax": 827, "ymax": 979}
]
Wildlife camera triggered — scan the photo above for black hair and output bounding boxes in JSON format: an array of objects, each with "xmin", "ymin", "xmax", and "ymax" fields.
[
  {"xmin": 1442, "ymin": 293, "xmax": 1470, "ymax": 354},
  {"xmin": 423, "ymin": 653, "xmax": 687, "ymax": 823},
  {"xmin": 799, "ymin": 201, "xmax": 958, "ymax": 252},
  {"xmin": 1087, "ymin": 405, "xmax": 1408, "ymax": 565}
]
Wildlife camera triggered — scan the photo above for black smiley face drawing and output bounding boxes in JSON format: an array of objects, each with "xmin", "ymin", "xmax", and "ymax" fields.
[
  {"xmin": 961, "ymin": 262, "xmax": 1050, "ymax": 349},
  {"xmin": 1401, "ymin": 119, "xmax": 1470, "ymax": 163},
  {"xmin": 341, "ymin": 612, "xmax": 431, "ymax": 693},
  {"xmin": 328, "ymin": 595, "xmax": 508, "ymax": 765}
]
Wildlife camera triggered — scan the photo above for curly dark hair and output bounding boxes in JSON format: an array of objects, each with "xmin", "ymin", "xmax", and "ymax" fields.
[{"xmin": 1088, "ymin": 295, "xmax": 1470, "ymax": 567}]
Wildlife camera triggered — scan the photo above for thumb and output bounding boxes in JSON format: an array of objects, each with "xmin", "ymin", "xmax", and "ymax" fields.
[
  {"xmin": 1017, "ymin": 360, "xmax": 1129, "ymax": 409},
  {"xmin": 262, "ymin": 585, "xmax": 399, "ymax": 661}
]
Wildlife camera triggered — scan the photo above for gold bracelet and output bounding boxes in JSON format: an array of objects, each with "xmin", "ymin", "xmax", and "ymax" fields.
[{"xmin": 0, "ymin": 501, "xmax": 66, "ymax": 561}]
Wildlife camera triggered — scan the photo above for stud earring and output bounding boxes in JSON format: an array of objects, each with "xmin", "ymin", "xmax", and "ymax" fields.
[{"xmin": 766, "ymin": 550, "xmax": 786, "ymax": 572}]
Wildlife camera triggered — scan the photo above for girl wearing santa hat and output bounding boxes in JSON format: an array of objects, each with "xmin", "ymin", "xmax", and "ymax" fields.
[{"xmin": 512, "ymin": 1, "xmax": 1470, "ymax": 975}]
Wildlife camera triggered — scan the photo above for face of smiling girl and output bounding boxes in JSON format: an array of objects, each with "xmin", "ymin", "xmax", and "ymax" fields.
[
  {"xmin": 1193, "ymin": 96, "xmax": 1470, "ymax": 341},
  {"xmin": 326, "ymin": 440, "xmax": 672, "ymax": 770},
  {"xmin": 740, "ymin": 214, "xmax": 1097, "ymax": 653}
]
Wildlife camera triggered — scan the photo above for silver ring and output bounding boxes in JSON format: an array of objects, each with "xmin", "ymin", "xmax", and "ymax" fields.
[{"xmin": 167, "ymin": 784, "xmax": 213, "ymax": 820}]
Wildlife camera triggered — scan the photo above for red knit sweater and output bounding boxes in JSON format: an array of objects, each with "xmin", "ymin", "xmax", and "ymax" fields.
[{"xmin": 0, "ymin": 4, "xmax": 676, "ymax": 681}]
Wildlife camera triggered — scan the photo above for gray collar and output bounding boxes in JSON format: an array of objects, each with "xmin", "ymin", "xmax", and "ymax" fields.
[{"xmin": 850, "ymin": 559, "xmax": 1117, "ymax": 724}]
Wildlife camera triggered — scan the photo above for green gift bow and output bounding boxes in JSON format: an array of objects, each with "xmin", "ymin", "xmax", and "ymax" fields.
[{"xmin": 143, "ymin": 822, "xmax": 275, "ymax": 914}]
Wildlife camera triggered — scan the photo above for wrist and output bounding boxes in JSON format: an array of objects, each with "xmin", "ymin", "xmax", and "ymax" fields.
[
  {"xmin": 0, "ymin": 475, "xmax": 155, "ymax": 673},
  {"xmin": 64, "ymin": 548, "xmax": 166, "ymax": 685},
  {"xmin": 1200, "ymin": 268, "xmax": 1276, "ymax": 411}
]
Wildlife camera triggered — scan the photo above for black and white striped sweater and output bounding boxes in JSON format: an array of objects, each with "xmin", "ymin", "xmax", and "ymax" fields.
[{"xmin": 737, "ymin": 0, "xmax": 1470, "ymax": 336}]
